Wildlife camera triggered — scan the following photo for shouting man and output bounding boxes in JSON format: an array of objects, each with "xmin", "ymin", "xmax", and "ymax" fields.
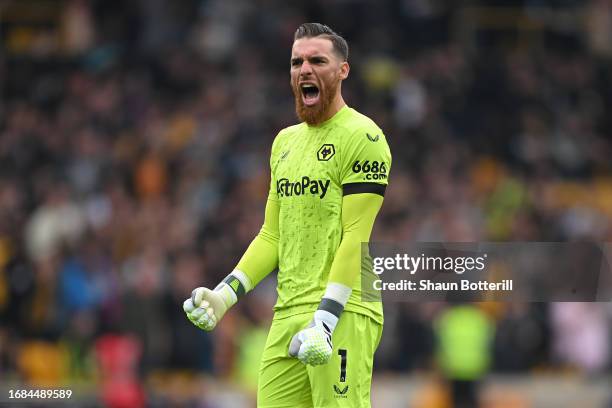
[{"xmin": 184, "ymin": 22, "xmax": 392, "ymax": 407}]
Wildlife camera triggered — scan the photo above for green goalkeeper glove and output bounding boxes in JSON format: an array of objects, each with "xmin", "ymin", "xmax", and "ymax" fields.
[{"xmin": 183, "ymin": 270, "xmax": 251, "ymax": 331}]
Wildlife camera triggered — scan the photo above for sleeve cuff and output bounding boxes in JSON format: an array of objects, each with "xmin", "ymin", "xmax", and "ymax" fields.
[
  {"xmin": 323, "ymin": 282, "xmax": 352, "ymax": 306},
  {"xmin": 316, "ymin": 282, "xmax": 352, "ymax": 324}
]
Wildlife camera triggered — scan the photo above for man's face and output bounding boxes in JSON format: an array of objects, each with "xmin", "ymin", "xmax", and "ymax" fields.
[{"xmin": 290, "ymin": 37, "xmax": 349, "ymax": 125}]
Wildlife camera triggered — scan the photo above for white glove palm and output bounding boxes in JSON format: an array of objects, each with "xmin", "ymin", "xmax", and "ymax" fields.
[
  {"xmin": 288, "ymin": 318, "xmax": 334, "ymax": 366},
  {"xmin": 183, "ymin": 286, "xmax": 233, "ymax": 331}
]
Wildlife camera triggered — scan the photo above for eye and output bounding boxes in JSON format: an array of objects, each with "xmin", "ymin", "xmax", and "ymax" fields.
[
  {"xmin": 310, "ymin": 57, "xmax": 326, "ymax": 65},
  {"xmin": 291, "ymin": 58, "xmax": 302, "ymax": 67}
]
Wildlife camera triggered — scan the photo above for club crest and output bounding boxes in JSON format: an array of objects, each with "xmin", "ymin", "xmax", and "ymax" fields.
[{"xmin": 317, "ymin": 144, "xmax": 335, "ymax": 161}]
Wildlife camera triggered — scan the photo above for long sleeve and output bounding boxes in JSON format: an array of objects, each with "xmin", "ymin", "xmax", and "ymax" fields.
[
  {"xmin": 327, "ymin": 193, "xmax": 383, "ymax": 288},
  {"xmin": 235, "ymin": 195, "xmax": 279, "ymax": 287}
]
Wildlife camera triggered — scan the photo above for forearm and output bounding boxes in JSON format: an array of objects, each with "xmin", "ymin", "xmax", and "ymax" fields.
[
  {"xmin": 236, "ymin": 229, "xmax": 278, "ymax": 288},
  {"xmin": 235, "ymin": 197, "xmax": 280, "ymax": 288},
  {"xmin": 327, "ymin": 193, "xmax": 384, "ymax": 290}
]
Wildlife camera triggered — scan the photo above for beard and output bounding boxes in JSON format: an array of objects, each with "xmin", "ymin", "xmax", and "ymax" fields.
[{"xmin": 292, "ymin": 77, "xmax": 339, "ymax": 125}]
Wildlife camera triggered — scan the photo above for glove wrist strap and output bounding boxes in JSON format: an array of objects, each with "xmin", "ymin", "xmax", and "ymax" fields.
[{"xmin": 214, "ymin": 269, "xmax": 252, "ymax": 308}]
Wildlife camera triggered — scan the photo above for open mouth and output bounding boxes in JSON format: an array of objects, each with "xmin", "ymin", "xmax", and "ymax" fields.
[{"xmin": 300, "ymin": 83, "xmax": 320, "ymax": 106}]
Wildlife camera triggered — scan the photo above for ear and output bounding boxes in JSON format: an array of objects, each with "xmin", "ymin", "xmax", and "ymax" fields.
[{"xmin": 339, "ymin": 61, "xmax": 350, "ymax": 80}]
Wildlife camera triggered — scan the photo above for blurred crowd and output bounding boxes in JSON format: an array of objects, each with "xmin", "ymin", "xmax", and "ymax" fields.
[{"xmin": 1, "ymin": 0, "xmax": 612, "ymax": 406}]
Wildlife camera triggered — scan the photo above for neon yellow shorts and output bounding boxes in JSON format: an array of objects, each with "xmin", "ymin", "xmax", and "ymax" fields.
[{"xmin": 257, "ymin": 311, "xmax": 383, "ymax": 408}]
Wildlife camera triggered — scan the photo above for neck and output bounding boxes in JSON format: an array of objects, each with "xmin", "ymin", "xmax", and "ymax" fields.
[{"xmin": 316, "ymin": 93, "xmax": 346, "ymax": 125}]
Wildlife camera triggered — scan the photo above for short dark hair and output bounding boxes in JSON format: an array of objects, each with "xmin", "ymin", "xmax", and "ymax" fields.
[{"xmin": 294, "ymin": 23, "xmax": 349, "ymax": 61}]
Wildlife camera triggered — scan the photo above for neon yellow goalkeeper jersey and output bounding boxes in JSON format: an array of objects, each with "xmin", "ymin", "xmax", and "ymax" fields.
[{"xmin": 269, "ymin": 105, "xmax": 391, "ymax": 324}]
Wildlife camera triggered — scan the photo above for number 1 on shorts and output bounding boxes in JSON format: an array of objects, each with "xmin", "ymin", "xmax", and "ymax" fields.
[{"xmin": 338, "ymin": 349, "xmax": 347, "ymax": 382}]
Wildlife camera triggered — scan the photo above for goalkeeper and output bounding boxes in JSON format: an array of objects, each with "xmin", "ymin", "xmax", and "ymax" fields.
[{"xmin": 184, "ymin": 23, "xmax": 391, "ymax": 408}]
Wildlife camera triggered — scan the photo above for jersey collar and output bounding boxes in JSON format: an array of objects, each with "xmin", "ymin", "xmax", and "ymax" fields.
[{"xmin": 306, "ymin": 105, "xmax": 351, "ymax": 128}]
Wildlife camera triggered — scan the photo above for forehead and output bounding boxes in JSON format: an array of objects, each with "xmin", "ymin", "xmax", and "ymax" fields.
[{"xmin": 291, "ymin": 37, "xmax": 335, "ymax": 58}]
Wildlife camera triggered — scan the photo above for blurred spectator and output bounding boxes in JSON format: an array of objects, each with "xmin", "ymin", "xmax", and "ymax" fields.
[
  {"xmin": 493, "ymin": 303, "xmax": 550, "ymax": 372},
  {"xmin": 435, "ymin": 304, "xmax": 494, "ymax": 408},
  {"xmin": 551, "ymin": 302, "xmax": 610, "ymax": 373}
]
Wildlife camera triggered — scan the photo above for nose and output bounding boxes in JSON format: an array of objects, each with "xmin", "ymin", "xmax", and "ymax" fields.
[{"xmin": 299, "ymin": 61, "xmax": 313, "ymax": 77}]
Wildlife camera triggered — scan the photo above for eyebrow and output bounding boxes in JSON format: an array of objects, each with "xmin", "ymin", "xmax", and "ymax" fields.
[{"xmin": 290, "ymin": 55, "xmax": 329, "ymax": 65}]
